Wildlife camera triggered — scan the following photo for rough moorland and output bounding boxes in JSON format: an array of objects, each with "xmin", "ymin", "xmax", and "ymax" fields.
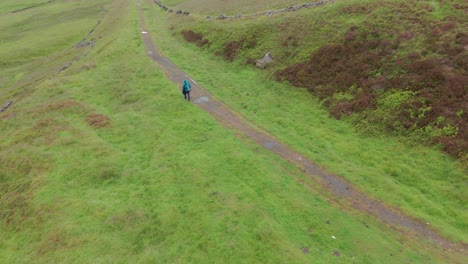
[{"xmin": 165, "ymin": 0, "xmax": 468, "ymax": 159}]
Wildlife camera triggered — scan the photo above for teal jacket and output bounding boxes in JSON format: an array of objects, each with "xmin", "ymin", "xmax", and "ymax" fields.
[{"xmin": 182, "ymin": 80, "xmax": 191, "ymax": 92}]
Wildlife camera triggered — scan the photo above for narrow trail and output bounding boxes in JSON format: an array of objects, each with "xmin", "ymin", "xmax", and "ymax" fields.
[{"xmin": 137, "ymin": 0, "xmax": 467, "ymax": 254}]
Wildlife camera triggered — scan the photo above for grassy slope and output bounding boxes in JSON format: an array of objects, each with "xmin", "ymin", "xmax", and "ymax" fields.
[
  {"xmin": 0, "ymin": 0, "xmax": 463, "ymax": 263},
  {"xmin": 167, "ymin": 0, "xmax": 468, "ymax": 159},
  {"xmin": 164, "ymin": 0, "xmax": 310, "ymax": 15},
  {"xmin": 0, "ymin": 0, "xmax": 51, "ymax": 14},
  {"xmin": 145, "ymin": 0, "xmax": 467, "ymax": 244},
  {"xmin": 0, "ymin": 1, "xmax": 460, "ymax": 263}
]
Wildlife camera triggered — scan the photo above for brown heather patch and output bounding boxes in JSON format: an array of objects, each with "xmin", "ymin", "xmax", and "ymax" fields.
[
  {"xmin": 182, "ymin": 30, "xmax": 209, "ymax": 47},
  {"xmin": 399, "ymin": 31, "xmax": 414, "ymax": 40},
  {"xmin": 246, "ymin": 57, "xmax": 257, "ymax": 65},
  {"xmin": 221, "ymin": 36, "xmax": 257, "ymax": 62},
  {"xmin": 223, "ymin": 41, "xmax": 242, "ymax": 61},
  {"xmin": 276, "ymin": 25, "xmax": 468, "ymax": 158},
  {"xmin": 86, "ymin": 113, "xmax": 110, "ymax": 128}
]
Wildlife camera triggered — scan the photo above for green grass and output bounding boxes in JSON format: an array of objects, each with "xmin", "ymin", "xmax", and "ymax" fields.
[
  {"xmin": 163, "ymin": 0, "xmax": 312, "ymax": 15},
  {"xmin": 0, "ymin": 0, "xmax": 466, "ymax": 263},
  {"xmin": 0, "ymin": 0, "xmax": 107, "ymax": 103},
  {"xmin": 143, "ymin": 0, "xmax": 467, "ymax": 244},
  {"xmin": 0, "ymin": 0, "xmax": 51, "ymax": 14}
]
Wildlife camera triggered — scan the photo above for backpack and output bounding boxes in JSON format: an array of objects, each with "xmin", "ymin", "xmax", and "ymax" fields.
[{"xmin": 183, "ymin": 81, "xmax": 191, "ymax": 92}]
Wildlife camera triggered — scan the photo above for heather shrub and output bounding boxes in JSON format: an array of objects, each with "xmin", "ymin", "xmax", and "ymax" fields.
[
  {"xmin": 275, "ymin": 24, "xmax": 467, "ymax": 158},
  {"xmin": 221, "ymin": 36, "xmax": 257, "ymax": 62},
  {"xmin": 182, "ymin": 30, "xmax": 209, "ymax": 47}
]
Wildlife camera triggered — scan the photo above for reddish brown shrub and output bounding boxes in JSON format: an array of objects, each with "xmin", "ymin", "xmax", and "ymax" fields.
[
  {"xmin": 221, "ymin": 36, "xmax": 257, "ymax": 62},
  {"xmin": 246, "ymin": 57, "xmax": 256, "ymax": 65},
  {"xmin": 453, "ymin": 52, "xmax": 468, "ymax": 69},
  {"xmin": 407, "ymin": 51, "xmax": 421, "ymax": 60},
  {"xmin": 223, "ymin": 41, "xmax": 241, "ymax": 61},
  {"xmin": 446, "ymin": 45, "xmax": 464, "ymax": 57},
  {"xmin": 352, "ymin": 91, "xmax": 377, "ymax": 112},
  {"xmin": 330, "ymin": 101, "xmax": 353, "ymax": 119},
  {"xmin": 275, "ymin": 26, "xmax": 467, "ymax": 158},
  {"xmin": 455, "ymin": 32, "xmax": 468, "ymax": 45},
  {"xmin": 182, "ymin": 30, "xmax": 209, "ymax": 47},
  {"xmin": 345, "ymin": 31, "xmax": 356, "ymax": 42},
  {"xmin": 399, "ymin": 31, "xmax": 414, "ymax": 40},
  {"xmin": 440, "ymin": 22, "xmax": 457, "ymax": 32},
  {"xmin": 437, "ymin": 136, "xmax": 467, "ymax": 158}
]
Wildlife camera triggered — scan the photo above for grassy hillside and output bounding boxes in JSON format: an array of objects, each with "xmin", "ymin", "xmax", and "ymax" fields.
[
  {"xmin": 0, "ymin": 0, "xmax": 465, "ymax": 262},
  {"xmin": 146, "ymin": 0, "xmax": 467, "ymax": 245},
  {"xmin": 163, "ymin": 0, "xmax": 312, "ymax": 15},
  {"xmin": 0, "ymin": 0, "xmax": 53, "ymax": 14},
  {"xmin": 163, "ymin": 0, "xmax": 468, "ymax": 159}
]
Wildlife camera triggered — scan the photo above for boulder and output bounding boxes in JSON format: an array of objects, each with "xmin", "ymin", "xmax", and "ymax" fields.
[{"xmin": 256, "ymin": 52, "xmax": 273, "ymax": 69}]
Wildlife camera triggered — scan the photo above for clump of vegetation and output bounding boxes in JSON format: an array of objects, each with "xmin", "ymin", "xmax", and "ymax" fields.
[
  {"xmin": 217, "ymin": 36, "xmax": 257, "ymax": 61},
  {"xmin": 276, "ymin": 23, "xmax": 467, "ymax": 158},
  {"xmin": 86, "ymin": 113, "xmax": 110, "ymax": 128},
  {"xmin": 182, "ymin": 30, "xmax": 209, "ymax": 46}
]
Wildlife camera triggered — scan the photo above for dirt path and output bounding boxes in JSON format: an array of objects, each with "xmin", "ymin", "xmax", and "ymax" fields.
[{"xmin": 137, "ymin": 0, "xmax": 467, "ymax": 255}]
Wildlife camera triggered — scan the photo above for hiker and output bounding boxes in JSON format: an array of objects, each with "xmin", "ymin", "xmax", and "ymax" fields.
[{"xmin": 182, "ymin": 79, "xmax": 191, "ymax": 101}]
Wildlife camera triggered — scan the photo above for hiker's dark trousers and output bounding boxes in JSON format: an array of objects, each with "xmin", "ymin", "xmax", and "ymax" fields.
[{"xmin": 183, "ymin": 91, "xmax": 190, "ymax": 101}]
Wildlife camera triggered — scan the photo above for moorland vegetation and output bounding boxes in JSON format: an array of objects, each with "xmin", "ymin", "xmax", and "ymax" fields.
[{"xmin": 165, "ymin": 0, "xmax": 467, "ymax": 160}]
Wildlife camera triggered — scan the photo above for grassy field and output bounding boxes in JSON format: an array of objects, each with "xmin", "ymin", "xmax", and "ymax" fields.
[
  {"xmin": 144, "ymin": 0, "xmax": 467, "ymax": 244},
  {"xmin": 162, "ymin": 0, "xmax": 314, "ymax": 15},
  {"xmin": 0, "ymin": 0, "xmax": 465, "ymax": 263},
  {"xmin": 0, "ymin": 0, "xmax": 52, "ymax": 14}
]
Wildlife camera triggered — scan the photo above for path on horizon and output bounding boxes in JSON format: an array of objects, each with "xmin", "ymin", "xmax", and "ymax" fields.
[{"xmin": 137, "ymin": 0, "xmax": 466, "ymax": 254}]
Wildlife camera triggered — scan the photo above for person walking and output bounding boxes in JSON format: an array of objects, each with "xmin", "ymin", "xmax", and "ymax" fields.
[{"xmin": 182, "ymin": 79, "xmax": 191, "ymax": 101}]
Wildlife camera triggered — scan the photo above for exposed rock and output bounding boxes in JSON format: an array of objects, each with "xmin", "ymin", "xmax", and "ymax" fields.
[
  {"xmin": 256, "ymin": 52, "xmax": 273, "ymax": 69},
  {"xmin": 0, "ymin": 101, "xmax": 13, "ymax": 113}
]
